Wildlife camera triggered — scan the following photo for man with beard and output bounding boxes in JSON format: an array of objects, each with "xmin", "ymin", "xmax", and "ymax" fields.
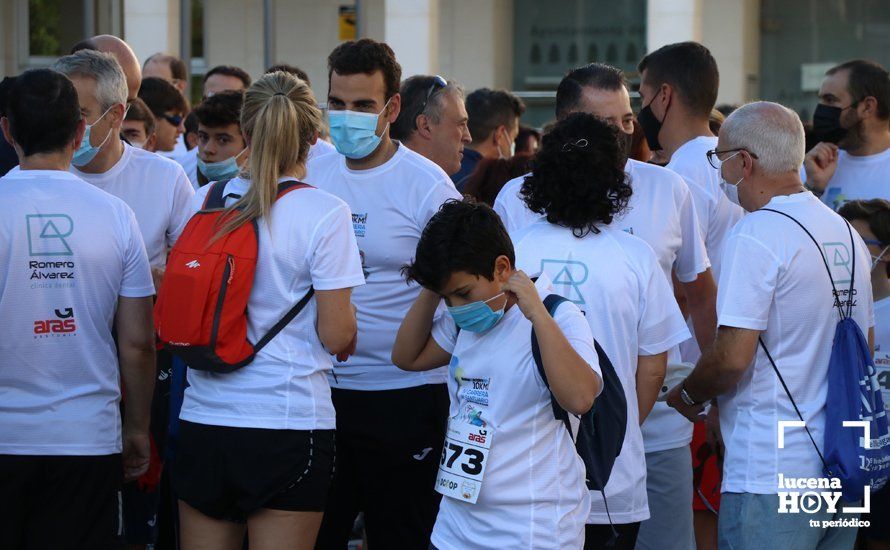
[{"xmin": 805, "ymin": 60, "xmax": 890, "ymax": 210}]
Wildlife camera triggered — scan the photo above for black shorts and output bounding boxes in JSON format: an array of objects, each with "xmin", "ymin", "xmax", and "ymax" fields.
[
  {"xmin": 174, "ymin": 421, "xmax": 334, "ymax": 522},
  {"xmin": 0, "ymin": 453, "xmax": 122, "ymax": 550},
  {"xmin": 862, "ymin": 481, "xmax": 890, "ymax": 540}
]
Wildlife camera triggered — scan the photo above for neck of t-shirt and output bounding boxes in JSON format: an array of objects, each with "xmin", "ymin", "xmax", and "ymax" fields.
[{"xmin": 345, "ymin": 133, "xmax": 398, "ymax": 171}]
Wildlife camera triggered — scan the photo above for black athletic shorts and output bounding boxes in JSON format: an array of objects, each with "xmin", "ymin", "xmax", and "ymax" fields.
[
  {"xmin": 174, "ymin": 421, "xmax": 334, "ymax": 523},
  {"xmin": 0, "ymin": 453, "xmax": 123, "ymax": 550}
]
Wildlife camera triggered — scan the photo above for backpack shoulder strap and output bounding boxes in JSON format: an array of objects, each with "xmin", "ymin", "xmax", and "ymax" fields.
[
  {"xmin": 277, "ymin": 180, "xmax": 314, "ymax": 199},
  {"xmin": 202, "ymin": 179, "xmax": 231, "ymax": 209},
  {"xmin": 254, "ymin": 286, "xmax": 316, "ymax": 352},
  {"xmin": 530, "ymin": 294, "xmax": 572, "ymax": 428}
]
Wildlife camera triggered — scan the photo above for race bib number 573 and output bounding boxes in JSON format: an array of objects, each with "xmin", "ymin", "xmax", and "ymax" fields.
[{"xmin": 435, "ymin": 421, "xmax": 493, "ymax": 504}]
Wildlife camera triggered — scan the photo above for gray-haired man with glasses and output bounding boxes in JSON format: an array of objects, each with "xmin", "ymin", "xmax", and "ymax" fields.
[{"xmin": 391, "ymin": 75, "xmax": 472, "ymax": 177}]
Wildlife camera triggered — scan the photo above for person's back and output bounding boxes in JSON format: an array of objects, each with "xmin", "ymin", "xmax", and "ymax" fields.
[
  {"xmin": 173, "ymin": 72, "xmax": 363, "ymax": 549},
  {"xmin": 0, "ymin": 68, "xmax": 155, "ymax": 550},
  {"xmin": 509, "ymin": 114, "xmax": 690, "ymax": 547}
]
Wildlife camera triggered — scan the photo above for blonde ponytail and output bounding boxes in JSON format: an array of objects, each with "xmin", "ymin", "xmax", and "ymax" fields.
[{"xmin": 213, "ymin": 71, "xmax": 322, "ymax": 240}]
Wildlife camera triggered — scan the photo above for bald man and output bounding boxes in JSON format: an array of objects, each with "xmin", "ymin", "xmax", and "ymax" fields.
[{"xmin": 71, "ymin": 35, "xmax": 142, "ymax": 101}]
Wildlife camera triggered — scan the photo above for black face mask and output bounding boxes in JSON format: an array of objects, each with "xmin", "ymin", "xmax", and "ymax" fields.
[
  {"xmin": 812, "ymin": 103, "xmax": 849, "ymax": 145},
  {"xmin": 637, "ymin": 96, "xmax": 664, "ymax": 151}
]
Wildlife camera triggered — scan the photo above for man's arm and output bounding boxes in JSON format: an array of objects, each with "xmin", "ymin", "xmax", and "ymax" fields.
[
  {"xmin": 666, "ymin": 325, "xmax": 759, "ymax": 420},
  {"xmin": 636, "ymin": 352, "xmax": 667, "ymax": 423},
  {"xmin": 679, "ymin": 268, "xmax": 718, "ymax": 352},
  {"xmin": 115, "ymin": 296, "xmax": 156, "ymax": 480}
]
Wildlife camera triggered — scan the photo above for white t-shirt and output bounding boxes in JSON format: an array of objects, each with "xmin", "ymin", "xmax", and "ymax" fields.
[
  {"xmin": 180, "ymin": 177, "xmax": 366, "ymax": 430},
  {"xmin": 309, "ymin": 138, "xmax": 337, "ymax": 160},
  {"xmin": 0, "ymin": 169, "xmax": 154, "ymax": 455},
  {"xmin": 306, "ymin": 144, "xmax": 462, "ymax": 390},
  {"xmin": 821, "ymin": 148, "xmax": 890, "ymax": 211},
  {"xmin": 494, "ymin": 160, "xmax": 710, "ymax": 452},
  {"xmin": 180, "ymin": 147, "xmax": 199, "ymax": 190},
  {"xmin": 873, "ymin": 297, "xmax": 890, "ymax": 416},
  {"xmin": 716, "ymin": 191, "xmax": 874, "ymax": 494},
  {"xmin": 513, "ymin": 221, "xmax": 691, "ymax": 524},
  {"xmin": 666, "ymin": 136, "xmax": 744, "ymax": 281},
  {"xmin": 71, "ymin": 143, "xmax": 195, "ymax": 272},
  {"xmin": 429, "ymin": 275, "xmax": 601, "ymax": 550}
]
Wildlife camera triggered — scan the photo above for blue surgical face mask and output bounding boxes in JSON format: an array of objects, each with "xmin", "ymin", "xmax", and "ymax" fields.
[
  {"xmin": 718, "ymin": 151, "xmax": 745, "ymax": 209},
  {"xmin": 448, "ymin": 292, "xmax": 506, "ymax": 333},
  {"xmin": 328, "ymin": 99, "xmax": 391, "ymax": 159},
  {"xmin": 198, "ymin": 148, "xmax": 247, "ymax": 181},
  {"xmin": 72, "ymin": 105, "xmax": 116, "ymax": 167}
]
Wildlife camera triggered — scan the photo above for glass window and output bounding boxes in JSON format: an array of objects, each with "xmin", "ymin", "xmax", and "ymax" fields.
[
  {"xmin": 760, "ymin": 0, "xmax": 890, "ymax": 121},
  {"xmin": 28, "ymin": 0, "xmax": 87, "ymax": 58},
  {"xmin": 513, "ymin": 0, "xmax": 647, "ymax": 127}
]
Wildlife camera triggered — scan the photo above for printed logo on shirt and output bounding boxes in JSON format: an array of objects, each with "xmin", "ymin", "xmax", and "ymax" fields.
[
  {"xmin": 623, "ymin": 227, "xmax": 634, "ymax": 235},
  {"xmin": 352, "ymin": 212, "xmax": 368, "ymax": 237},
  {"xmin": 33, "ymin": 307, "xmax": 77, "ymax": 337},
  {"xmin": 822, "ymin": 242, "xmax": 853, "ymax": 285},
  {"xmin": 541, "ymin": 259, "xmax": 588, "ymax": 304},
  {"xmin": 28, "ymin": 259, "xmax": 76, "ymax": 289},
  {"xmin": 26, "ymin": 214, "xmax": 74, "ymax": 256}
]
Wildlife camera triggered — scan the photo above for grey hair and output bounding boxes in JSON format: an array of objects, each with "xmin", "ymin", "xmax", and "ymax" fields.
[
  {"xmin": 52, "ymin": 49, "xmax": 128, "ymax": 111},
  {"xmin": 424, "ymin": 81, "xmax": 464, "ymax": 123},
  {"xmin": 720, "ymin": 101, "xmax": 805, "ymax": 175}
]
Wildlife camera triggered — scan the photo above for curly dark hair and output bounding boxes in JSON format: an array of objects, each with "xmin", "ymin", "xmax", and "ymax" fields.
[
  {"xmin": 521, "ymin": 112, "xmax": 632, "ymax": 237},
  {"xmin": 328, "ymin": 39, "xmax": 402, "ymax": 100}
]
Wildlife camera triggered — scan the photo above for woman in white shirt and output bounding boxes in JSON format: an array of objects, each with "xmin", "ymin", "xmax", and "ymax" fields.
[
  {"xmin": 838, "ymin": 199, "xmax": 890, "ymax": 550},
  {"xmin": 174, "ymin": 72, "xmax": 366, "ymax": 550}
]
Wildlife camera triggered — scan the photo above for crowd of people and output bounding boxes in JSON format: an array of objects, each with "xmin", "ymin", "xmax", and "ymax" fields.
[{"xmin": 0, "ymin": 31, "xmax": 888, "ymax": 550}]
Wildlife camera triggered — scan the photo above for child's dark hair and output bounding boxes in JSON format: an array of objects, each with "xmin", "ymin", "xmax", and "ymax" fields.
[
  {"xmin": 521, "ymin": 112, "xmax": 632, "ymax": 237},
  {"xmin": 403, "ymin": 199, "xmax": 515, "ymax": 292},
  {"xmin": 193, "ymin": 90, "xmax": 244, "ymax": 129},
  {"xmin": 0, "ymin": 70, "xmax": 81, "ymax": 156}
]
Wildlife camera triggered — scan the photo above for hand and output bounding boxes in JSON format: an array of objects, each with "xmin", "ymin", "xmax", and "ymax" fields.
[
  {"xmin": 336, "ymin": 332, "xmax": 357, "ymax": 362},
  {"xmin": 665, "ymin": 382, "xmax": 706, "ymax": 421},
  {"xmin": 803, "ymin": 142, "xmax": 839, "ymax": 192},
  {"xmin": 501, "ymin": 271, "xmax": 547, "ymax": 322},
  {"xmin": 706, "ymin": 403, "xmax": 724, "ymax": 461},
  {"xmin": 151, "ymin": 267, "xmax": 165, "ymax": 292},
  {"xmin": 122, "ymin": 430, "xmax": 151, "ymax": 481}
]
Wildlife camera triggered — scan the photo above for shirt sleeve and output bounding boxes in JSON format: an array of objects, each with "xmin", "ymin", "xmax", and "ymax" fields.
[
  {"xmin": 167, "ymin": 165, "xmax": 196, "ymax": 247},
  {"xmin": 308, "ymin": 203, "xmax": 367, "ymax": 291},
  {"xmin": 119, "ymin": 205, "xmax": 155, "ymax": 298},
  {"xmin": 638, "ymin": 251, "xmax": 693, "ymax": 355},
  {"xmin": 554, "ymin": 301, "xmax": 603, "ymax": 396},
  {"xmin": 673, "ymin": 181, "xmax": 712, "ymax": 283},
  {"xmin": 190, "ymin": 184, "xmax": 211, "ymax": 214},
  {"xmin": 431, "ymin": 309, "xmax": 458, "ymax": 354},
  {"xmin": 417, "ymin": 177, "xmax": 462, "ymax": 228},
  {"xmin": 716, "ymin": 233, "xmax": 781, "ymax": 330}
]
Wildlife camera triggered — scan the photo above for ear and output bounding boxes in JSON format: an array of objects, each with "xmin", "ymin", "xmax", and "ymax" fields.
[
  {"xmin": 386, "ymin": 93, "xmax": 401, "ymax": 123},
  {"xmin": 1, "ymin": 117, "xmax": 13, "ymax": 148},
  {"xmin": 73, "ymin": 118, "xmax": 86, "ymax": 150},
  {"xmin": 493, "ymin": 255, "xmax": 513, "ymax": 282},
  {"xmin": 145, "ymin": 132, "xmax": 158, "ymax": 152},
  {"xmin": 310, "ymin": 131, "xmax": 319, "ymax": 146},
  {"xmin": 660, "ymin": 83, "xmax": 673, "ymax": 108},
  {"xmin": 859, "ymin": 96, "xmax": 878, "ymax": 119},
  {"xmin": 491, "ymin": 125, "xmax": 506, "ymax": 146},
  {"xmin": 415, "ymin": 113, "xmax": 434, "ymax": 140}
]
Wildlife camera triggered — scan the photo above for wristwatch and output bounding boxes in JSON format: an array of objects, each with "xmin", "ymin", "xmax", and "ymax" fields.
[{"xmin": 680, "ymin": 381, "xmax": 704, "ymax": 406}]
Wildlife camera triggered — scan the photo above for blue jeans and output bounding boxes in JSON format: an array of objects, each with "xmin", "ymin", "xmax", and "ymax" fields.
[{"xmin": 718, "ymin": 492, "xmax": 860, "ymax": 550}]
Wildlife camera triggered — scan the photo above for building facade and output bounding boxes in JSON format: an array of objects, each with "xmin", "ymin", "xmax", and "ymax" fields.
[{"xmin": 3, "ymin": 0, "xmax": 889, "ymax": 126}]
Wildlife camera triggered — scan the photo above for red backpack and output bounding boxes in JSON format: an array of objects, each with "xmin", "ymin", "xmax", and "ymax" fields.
[{"xmin": 154, "ymin": 180, "xmax": 314, "ymax": 373}]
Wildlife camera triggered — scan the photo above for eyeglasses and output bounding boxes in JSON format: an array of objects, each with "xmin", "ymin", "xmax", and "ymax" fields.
[
  {"xmin": 161, "ymin": 113, "xmax": 184, "ymax": 126},
  {"xmin": 706, "ymin": 148, "xmax": 759, "ymax": 170},
  {"xmin": 416, "ymin": 75, "xmax": 448, "ymax": 119}
]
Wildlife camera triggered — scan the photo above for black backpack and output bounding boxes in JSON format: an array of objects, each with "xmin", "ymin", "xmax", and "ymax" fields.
[{"xmin": 531, "ymin": 294, "xmax": 628, "ymax": 494}]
